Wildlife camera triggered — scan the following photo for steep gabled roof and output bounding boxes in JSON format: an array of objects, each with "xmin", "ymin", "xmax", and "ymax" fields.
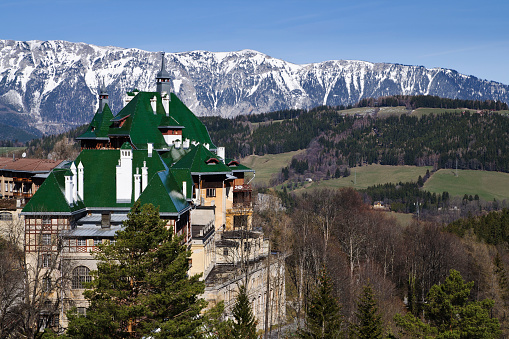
[
  {"xmin": 172, "ymin": 144, "xmax": 230, "ymax": 175},
  {"xmin": 22, "ymin": 169, "xmax": 85, "ymax": 214},
  {"xmin": 77, "ymin": 104, "xmax": 114, "ymax": 140},
  {"xmin": 168, "ymin": 93, "xmax": 216, "ymax": 148},
  {"xmin": 108, "ymin": 92, "xmax": 168, "ymax": 149},
  {"xmin": 137, "ymin": 171, "xmax": 189, "ymax": 216}
]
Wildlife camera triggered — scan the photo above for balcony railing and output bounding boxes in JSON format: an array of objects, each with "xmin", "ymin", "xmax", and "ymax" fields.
[{"xmin": 233, "ymin": 184, "xmax": 252, "ymax": 192}]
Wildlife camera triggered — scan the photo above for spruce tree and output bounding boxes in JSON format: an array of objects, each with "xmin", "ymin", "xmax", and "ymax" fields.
[
  {"xmin": 353, "ymin": 284, "xmax": 383, "ymax": 339},
  {"xmin": 395, "ymin": 269, "xmax": 501, "ymax": 338},
  {"xmin": 65, "ymin": 202, "xmax": 206, "ymax": 338},
  {"xmin": 299, "ymin": 267, "xmax": 343, "ymax": 339},
  {"xmin": 227, "ymin": 285, "xmax": 257, "ymax": 339}
]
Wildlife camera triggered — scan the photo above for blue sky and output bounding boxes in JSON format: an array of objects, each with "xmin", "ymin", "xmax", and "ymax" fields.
[{"xmin": 2, "ymin": 0, "xmax": 508, "ymax": 84}]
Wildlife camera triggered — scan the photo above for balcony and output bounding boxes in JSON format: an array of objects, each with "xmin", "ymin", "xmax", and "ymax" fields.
[
  {"xmin": 233, "ymin": 184, "xmax": 252, "ymax": 192},
  {"xmin": 13, "ymin": 177, "xmax": 31, "ymax": 183}
]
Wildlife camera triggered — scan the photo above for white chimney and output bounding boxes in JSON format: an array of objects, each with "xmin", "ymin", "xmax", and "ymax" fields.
[
  {"xmin": 134, "ymin": 168, "xmax": 141, "ymax": 201},
  {"xmin": 162, "ymin": 93, "xmax": 170, "ymax": 116},
  {"xmin": 147, "ymin": 143, "xmax": 153, "ymax": 157},
  {"xmin": 77, "ymin": 161, "xmax": 84, "ymax": 200},
  {"xmin": 141, "ymin": 161, "xmax": 148, "ymax": 192},
  {"xmin": 182, "ymin": 181, "xmax": 187, "ymax": 199},
  {"xmin": 183, "ymin": 139, "xmax": 190, "ymax": 149},
  {"xmin": 217, "ymin": 147, "xmax": 225, "ymax": 162},
  {"xmin": 175, "ymin": 140, "xmax": 181, "ymax": 149},
  {"xmin": 65, "ymin": 173, "xmax": 74, "ymax": 205},
  {"xmin": 124, "ymin": 94, "xmax": 133, "ymax": 107},
  {"xmin": 70, "ymin": 162, "xmax": 78, "ymax": 202},
  {"xmin": 116, "ymin": 147, "xmax": 133, "ymax": 203},
  {"xmin": 150, "ymin": 96, "xmax": 157, "ymax": 114}
]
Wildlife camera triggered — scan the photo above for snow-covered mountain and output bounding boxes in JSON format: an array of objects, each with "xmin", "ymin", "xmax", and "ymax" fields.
[{"xmin": 0, "ymin": 39, "xmax": 508, "ymax": 135}]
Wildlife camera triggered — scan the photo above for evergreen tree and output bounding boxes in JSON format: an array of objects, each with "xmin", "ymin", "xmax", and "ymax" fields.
[
  {"xmin": 225, "ymin": 285, "xmax": 257, "ymax": 339},
  {"xmin": 299, "ymin": 267, "xmax": 343, "ymax": 339},
  {"xmin": 65, "ymin": 202, "xmax": 206, "ymax": 338},
  {"xmin": 353, "ymin": 284, "xmax": 383, "ymax": 339},
  {"xmin": 395, "ymin": 269, "xmax": 501, "ymax": 338}
]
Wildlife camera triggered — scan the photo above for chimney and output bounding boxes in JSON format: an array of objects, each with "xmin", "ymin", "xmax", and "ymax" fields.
[
  {"xmin": 150, "ymin": 96, "xmax": 157, "ymax": 114},
  {"xmin": 162, "ymin": 93, "xmax": 170, "ymax": 116},
  {"xmin": 77, "ymin": 161, "xmax": 84, "ymax": 200},
  {"xmin": 134, "ymin": 168, "xmax": 141, "ymax": 201},
  {"xmin": 175, "ymin": 139, "xmax": 181, "ymax": 149},
  {"xmin": 182, "ymin": 181, "xmax": 187, "ymax": 199},
  {"xmin": 65, "ymin": 173, "xmax": 74, "ymax": 205},
  {"xmin": 70, "ymin": 162, "xmax": 78, "ymax": 202},
  {"xmin": 101, "ymin": 212, "xmax": 111, "ymax": 228},
  {"xmin": 116, "ymin": 145, "xmax": 133, "ymax": 203},
  {"xmin": 147, "ymin": 143, "xmax": 153, "ymax": 157},
  {"xmin": 183, "ymin": 139, "xmax": 190, "ymax": 149},
  {"xmin": 141, "ymin": 161, "xmax": 148, "ymax": 192},
  {"xmin": 217, "ymin": 147, "xmax": 225, "ymax": 162}
]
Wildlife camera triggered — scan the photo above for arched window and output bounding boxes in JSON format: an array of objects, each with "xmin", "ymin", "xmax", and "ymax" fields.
[{"xmin": 72, "ymin": 266, "xmax": 91, "ymax": 289}]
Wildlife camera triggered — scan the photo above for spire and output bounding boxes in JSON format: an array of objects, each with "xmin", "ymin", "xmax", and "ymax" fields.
[
  {"xmin": 156, "ymin": 52, "xmax": 171, "ymax": 95},
  {"xmin": 98, "ymin": 77, "xmax": 109, "ymax": 113}
]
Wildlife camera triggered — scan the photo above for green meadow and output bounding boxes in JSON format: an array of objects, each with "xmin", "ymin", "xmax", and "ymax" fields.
[{"xmin": 423, "ymin": 169, "xmax": 509, "ymax": 201}]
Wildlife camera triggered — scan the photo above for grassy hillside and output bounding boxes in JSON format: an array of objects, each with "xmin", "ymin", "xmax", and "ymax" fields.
[
  {"xmin": 0, "ymin": 147, "xmax": 26, "ymax": 156},
  {"xmin": 269, "ymin": 163, "xmax": 431, "ymax": 191},
  {"xmin": 423, "ymin": 169, "xmax": 509, "ymax": 201},
  {"xmin": 241, "ymin": 150, "xmax": 304, "ymax": 186}
]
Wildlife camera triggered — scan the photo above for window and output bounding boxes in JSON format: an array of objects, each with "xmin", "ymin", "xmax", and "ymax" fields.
[
  {"xmin": 4, "ymin": 182, "xmax": 7, "ymax": 192},
  {"xmin": 0, "ymin": 212, "xmax": 12, "ymax": 221},
  {"xmin": 50, "ymin": 314, "xmax": 59, "ymax": 327},
  {"xmin": 77, "ymin": 238, "xmax": 86, "ymax": 246},
  {"xmin": 77, "ymin": 307, "xmax": 86, "ymax": 317},
  {"xmin": 223, "ymin": 248, "xmax": 229, "ymax": 256},
  {"xmin": 9, "ymin": 183, "xmax": 12, "ymax": 192},
  {"xmin": 72, "ymin": 266, "xmax": 91, "ymax": 289},
  {"xmin": 43, "ymin": 277, "xmax": 51, "ymax": 292},
  {"xmin": 41, "ymin": 234, "xmax": 51, "ymax": 246},
  {"xmin": 206, "ymin": 188, "xmax": 216, "ymax": 197},
  {"xmin": 94, "ymin": 239, "xmax": 102, "ymax": 247},
  {"xmin": 42, "ymin": 254, "xmax": 51, "ymax": 268}
]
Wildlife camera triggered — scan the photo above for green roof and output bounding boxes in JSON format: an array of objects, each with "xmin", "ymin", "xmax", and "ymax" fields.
[
  {"xmin": 73, "ymin": 149, "xmax": 167, "ymax": 208},
  {"xmin": 168, "ymin": 93, "xmax": 216, "ymax": 148},
  {"xmin": 23, "ymin": 169, "xmax": 85, "ymax": 214},
  {"xmin": 225, "ymin": 158, "xmax": 254, "ymax": 172},
  {"xmin": 120, "ymin": 142, "xmax": 132, "ymax": 149},
  {"xmin": 77, "ymin": 104, "xmax": 113, "ymax": 140},
  {"xmin": 108, "ymin": 92, "xmax": 168, "ymax": 149},
  {"xmin": 137, "ymin": 171, "xmax": 189, "ymax": 215},
  {"xmin": 103, "ymin": 92, "xmax": 216, "ymax": 150},
  {"xmin": 170, "ymin": 168, "xmax": 194, "ymax": 199},
  {"xmin": 172, "ymin": 144, "xmax": 231, "ymax": 174}
]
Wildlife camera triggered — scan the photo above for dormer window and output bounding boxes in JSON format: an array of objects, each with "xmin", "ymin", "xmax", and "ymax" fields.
[{"xmin": 206, "ymin": 158, "xmax": 220, "ymax": 165}]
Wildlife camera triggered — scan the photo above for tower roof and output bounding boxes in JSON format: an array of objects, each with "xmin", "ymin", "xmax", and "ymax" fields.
[{"xmin": 156, "ymin": 52, "xmax": 170, "ymax": 79}]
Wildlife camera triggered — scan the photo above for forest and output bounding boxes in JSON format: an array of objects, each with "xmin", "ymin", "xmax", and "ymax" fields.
[{"xmin": 257, "ymin": 188, "xmax": 509, "ymax": 337}]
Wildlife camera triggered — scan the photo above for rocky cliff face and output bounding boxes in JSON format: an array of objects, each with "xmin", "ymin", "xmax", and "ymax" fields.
[{"xmin": 0, "ymin": 39, "xmax": 507, "ymax": 135}]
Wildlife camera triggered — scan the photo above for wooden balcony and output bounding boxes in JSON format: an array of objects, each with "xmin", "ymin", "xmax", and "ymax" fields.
[{"xmin": 233, "ymin": 184, "xmax": 252, "ymax": 192}]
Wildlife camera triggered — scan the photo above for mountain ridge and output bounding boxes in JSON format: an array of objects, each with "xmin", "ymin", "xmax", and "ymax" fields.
[{"xmin": 0, "ymin": 39, "xmax": 508, "ymax": 135}]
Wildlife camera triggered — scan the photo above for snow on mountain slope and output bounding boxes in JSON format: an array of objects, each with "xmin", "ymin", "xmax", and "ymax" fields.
[{"xmin": 0, "ymin": 39, "xmax": 507, "ymax": 134}]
